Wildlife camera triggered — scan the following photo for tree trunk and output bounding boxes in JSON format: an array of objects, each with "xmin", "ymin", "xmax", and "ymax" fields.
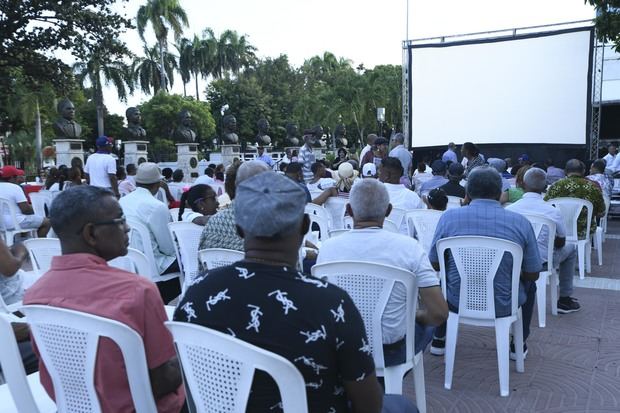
[
  {"xmin": 159, "ymin": 40, "xmax": 166, "ymax": 92},
  {"xmin": 95, "ymin": 84, "xmax": 105, "ymax": 137},
  {"xmin": 182, "ymin": 82, "xmax": 187, "ymax": 97},
  {"xmin": 34, "ymin": 99, "xmax": 42, "ymax": 169},
  {"xmin": 194, "ymin": 73, "xmax": 200, "ymax": 101}
]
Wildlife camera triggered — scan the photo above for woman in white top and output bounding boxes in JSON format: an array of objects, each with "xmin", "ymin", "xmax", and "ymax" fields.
[{"xmin": 178, "ymin": 184, "xmax": 219, "ymax": 226}]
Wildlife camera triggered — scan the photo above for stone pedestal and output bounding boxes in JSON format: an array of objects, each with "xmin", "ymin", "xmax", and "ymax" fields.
[
  {"xmin": 123, "ymin": 141, "xmax": 148, "ymax": 167},
  {"xmin": 54, "ymin": 139, "xmax": 84, "ymax": 167},
  {"xmin": 176, "ymin": 143, "xmax": 200, "ymax": 181},
  {"xmin": 221, "ymin": 144, "xmax": 241, "ymax": 168}
]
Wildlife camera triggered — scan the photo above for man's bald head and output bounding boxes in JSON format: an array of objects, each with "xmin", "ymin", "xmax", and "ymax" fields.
[
  {"xmin": 565, "ymin": 159, "xmax": 585, "ymax": 176},
  {"xmin": 236, "ymin": 160, "xmax": 270, "ymax": 186}
]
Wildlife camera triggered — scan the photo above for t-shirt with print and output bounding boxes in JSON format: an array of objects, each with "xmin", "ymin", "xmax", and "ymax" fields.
[{"xmin": 174, "ymin": 262, "xmax": 375, "ymax": 413}]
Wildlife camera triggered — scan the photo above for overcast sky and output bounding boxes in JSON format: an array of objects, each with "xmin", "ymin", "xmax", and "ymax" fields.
[{"xmin": 101, "ymin": 0, "xmax": 595, "ymax": 117}]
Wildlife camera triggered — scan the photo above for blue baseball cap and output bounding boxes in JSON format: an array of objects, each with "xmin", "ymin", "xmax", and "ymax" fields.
[{"xmin": 96, "ymin": 136, "xmax": 113, "ymax": 147}]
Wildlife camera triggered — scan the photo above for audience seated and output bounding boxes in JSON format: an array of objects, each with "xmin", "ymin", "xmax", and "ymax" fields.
[
  {"xmin": 507, "ymin": 168, "xmax": 580, "ymax": 313},
  {"xmin": 389, "ymin": 133, "xmax": 413, "ymax": 182},
  {"xmin": 545, "ymin": 159, "xmax": 566, "ymax": 186},
  {"xmin": 426, "ymin": 188, "xmax": 448, "ymax": 211},
  {"xmin": 193, "ymin": 167, "xmax": 216, "ymax": 186},
  {"xmin": 429, "ymin": 166, "xmax": 541, "ymax": 359},
  {"xmin": 167, "ymin": 169, "xmax": 186, "ymax": 201},
  {"xmin": 178, "ymin": 184, "xmax": 218, "ymax": 225},
  {"xmin": 175, "ymin": 171, "xmax": 417, "ymax": 413},
  {"xmin": 380, "ymin": 157, "xmax": 425, "ymax": 233},
  {"xmin": 439, "ymin": 163, "xmax": 466, "ymax": 198},
  {"xmin": 461, "ymin": 142, "xmax": 485, "ymax": 177},
  {"xmin": 419, "ymin": 160, "xmax": 448, "ymax": 196},
  {"xmin": 587, "ymin": 159, "xmax": 612, "ymax": 200},
  {"xmin": 487, "ymin": 158, "xmax": 511, "ymax": 192},
  {"xmin": 413, "ymin": 161, "xmax": 432, "ymax": 194},
  {"xmin": 317, "ymin": 178, "xmax": 448, "ymax": 363},
  {"xmin": 307, "ymin": 161, "xmax": 335, "ymax": 192},
  {"xmin": 503, "ymin": 164, "xmax": 531, "ymax": 203},
  {"xmin": 116, "ymin": 166, "xmax": 133, "ymax": 197},
  {"xmin": 24, "ymin": 185, "xmax": 185, "ymax": 412},
  {"xmin": 333, "ymin": 162, "xmax": 359, "ymax": 199}
]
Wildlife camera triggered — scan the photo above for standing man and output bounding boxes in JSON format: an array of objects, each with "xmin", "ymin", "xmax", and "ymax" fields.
[
  {"xmin": 461, "ymin": 142, "xmax": 485, "ymax": 177},
  {"xmin": 603, "ymin": 143, "xmax": 617, "ymax": 167},
  {"xmin": 361, "ymin": 137, "xmax": 389, "ymax": 169},
  {"xmin": 256, "ymin": 146, "xmax": 274, "ymax": 167},
  {"xmin": 359, "ymin": 133, "xmax": 377, "ymax": 164},
  {"xmin": 442, "ymin": 142, "xmax": 458, "ymax": 164},
  {"xmin": 389, "ymin": 133, "xmax": 412, "ymax": 179},
  {"xmin": 298, "ymin": 129, "xmax": 316, "ymax": 183},
  {"xmin": 84, "ymin": 136, "xmax": 119, "ymax": 198}
]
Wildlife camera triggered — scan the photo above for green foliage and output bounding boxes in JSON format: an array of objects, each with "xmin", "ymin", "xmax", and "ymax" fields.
[
  {"xmin": 77, "ymin": 100, "xmax": 124, "ymax": 149},
  {"xmin": 132, "ymin": 45, "xmax": 179, "ymax": 95},
  {"xmin": 588, "ymin": 2, "xmax": 620, "ymax": 51},
  {"xmin": 5, "ymin": 131, "xmax": 35, "ymax": 172}
]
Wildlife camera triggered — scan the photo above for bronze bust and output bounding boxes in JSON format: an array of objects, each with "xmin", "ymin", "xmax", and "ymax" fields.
[
  {"xmin": 173, "ymin": 110, "xmax": 197, "ymax": 143},
  {"xmin": 221, "ymin": 114, "xmax": 239, "ymax": 144},
  {"xmin": 53, "ymin": 99, "xmax": 82, "ymax": 139},
  {"xmin": 124, "ymin": 107, "xmax": 147, "ymax": 140},
  {"xmin": 284, "ymin": 122, "xmax": 299, "ymax": 147},
  {"xmin": 334, "ymin": 122, "xmax": 348, "ymax": 148},
  {"xmin": 256, "ymin": 117, "xmax": 271, "ymax": 146},
  {"xmin": 312, "ymin": 124, "xmax": 326, "ymax": 148}
]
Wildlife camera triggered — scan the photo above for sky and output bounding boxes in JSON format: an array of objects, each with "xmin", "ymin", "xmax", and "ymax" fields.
[{"xmin": 99, "ymin": 0, "xmax": 596, "ymax": 118}]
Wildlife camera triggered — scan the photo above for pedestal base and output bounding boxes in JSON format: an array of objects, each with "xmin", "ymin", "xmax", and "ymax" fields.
[
  {"xmin": 54, "ymin": 139, "xmax": 85, "ymax": 168},
  {"xmin": 221, "ymin": 144, "xmax": 241, "ymax": 168},
  {"xmin": 176, "ymin": 143, "xmax": 200, "ymax": 182},
  {"xmin": 123, "ymin": 141, "xmax": 149, "ymax": 167}
]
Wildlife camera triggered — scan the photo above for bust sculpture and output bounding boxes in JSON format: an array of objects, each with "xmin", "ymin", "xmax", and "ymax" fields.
[
  {"xmin": 312, "ymin": 124, "xmax": 326, "ymax": 148},
  {"xmin": 53, "ymin": 98, "xmax": 82, "ymax": 139},
  {"xmin": 221, "ymin": 114, "xmax": 239, "ymax": 144},
  {"xmin": 256, "ymin": 117, "xmax": 271, "ymax": 146},
  {"xmin": 173, "ymin": 110, "xmax": 197, "ymax": 143},
  {"xmin": 334, "ymin": 122, "xmax": 348, "ymax": 148},
  {"xmin": 124, "ymin": 107, "xmax": 147, "ymax": 140},
  {"xmin": 284, "ymin": 121, "xmax": 299, "ymax": 147}
]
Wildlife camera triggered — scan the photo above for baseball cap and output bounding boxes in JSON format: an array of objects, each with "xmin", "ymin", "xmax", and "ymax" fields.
[
  {"xmin": 374, "ymin": 137, "xmax": 389, "ymax": 146},
  {"xmin": 431, "ymin": 160, "xmax": 447, "ymax": 174},
  {"xmin": 96, "ymin": 136, "xmax": 113, "ymax": 147},
  {"xmin": 235, "ymin": 171, "xmax": 306, "ymax": 237},
  {"xmin": 0, "ymin": 166, "xmax": 25, "ymax": 178},
  {"xmin": 448, "ymin": 162, "xmax": 464, "ymax": 178},
  {"xmin": 362, "ymin": 163, "xmax": 377, "ymax": 177},
  {"xmin": 135, "ymin": 162, "xmax": 162, "ymax": 184},
  {"xmin": 518, "ymin": 153, "xmax": 529, "ymax": 162}
]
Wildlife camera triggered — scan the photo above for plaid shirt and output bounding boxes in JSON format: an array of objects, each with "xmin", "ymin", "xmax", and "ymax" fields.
[{"xmin": 197, "ymin": 201, "xmax": 243, "ymax": 272}]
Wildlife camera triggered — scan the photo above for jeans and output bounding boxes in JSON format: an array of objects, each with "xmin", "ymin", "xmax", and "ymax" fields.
[
  {"xmin": 553, "ymin": 243, "xmax": 577, "ymax": 298},
  {"xmin": 383, "ymin": 323, "xmax": 435, "ymax": 367},
  {"xmin": 382, "ymin": 394, "xmax": 418, "ymax": 412}
]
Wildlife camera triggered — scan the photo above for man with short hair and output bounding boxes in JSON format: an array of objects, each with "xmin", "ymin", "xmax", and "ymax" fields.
[
  {"xmin": 603, "ymin": 144, "xmax": 617, "ymax": 168},
  {"xmin": 429, "ymin": 166, "xmax": 541, "ymax": 358},
  {"xmin": 84, "ymin": 136, "xmax": 119, "ymax": 198},
  {"xmin": 461, "ymin": 142, "xmax": 485, "ymax": 177},
  {"xmin": 419, "ymin": 160, "xmax": 449, "ymax": 196},
  {"xmin": 167, "ymin": 169, "xmax": 186, "ymax": 202},
  {"xmin": 298, "ymin": 130, "xmax": 317, "ymax": 183},
  {"xmin": 380, "ymin": 157, "xmax": 425, "ymax": 234},
  {"xmin": 439, "ymin": 163, "xmax": 466, "ymax": 198},
  {"xmin": 360, "ymin": 133, "xmax": 377, "ymax": 165},
  {"xmin": 256, "ymin": 146, "xmax": 274, "ymax": 167},
  {"xmin": 176, "ymin": 172, "xmax": 416, "ymax": 413},
  {"xmin": 361, "ymin": 137, "xmax": 389, "ymax": 169},
  {"xmin": 388, "ymin": 133, "xmax": 412, "ymax": 178},
  {"xmin": 24, "ymin": 185, "xmax": 185, "ymax": 412},
  {"xmin": 193, "ymin": 167, "xmax": 215, "ymax": 186},
  {"xmin": 587, "ymin": 159, "xmax": 612, "ymax": 199},
  {"xmin": 442, "ymin": 142, "xmax": 458, "ymax": 164},
  {"xmin": 284, "ymin": 162, "xmax": 312, "ymax": 202},
  {"xmin": 318, "ymin": 179, "xmax": 448, "ymax": 363},
  {"xmin": 545, "ymin": 159, "xmax": 605, "ymax": 239},
  {"xmin": 487, "ymin": 158, "xmax": 511, "ymax": 192},
  {"xmin": 0, "ymin": 166, "xmax": 51, "ymax": 238},
  {"xmin": 545, "ymin": 159, "xmax": 565, "ymax": 185},
  {"xmin": 507, "ymin": 168, "xmax": 580, "ymax": 313}
]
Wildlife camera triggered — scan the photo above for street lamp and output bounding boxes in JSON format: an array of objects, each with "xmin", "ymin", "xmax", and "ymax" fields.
[{"xmin": 376, "ymin": 107, "xmax": 385, "ymax": 137}]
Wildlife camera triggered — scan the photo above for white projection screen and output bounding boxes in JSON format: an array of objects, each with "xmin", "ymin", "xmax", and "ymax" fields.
[{"xmin": 409, "ymin": 27, "xmax": 593, "ymax": 148}]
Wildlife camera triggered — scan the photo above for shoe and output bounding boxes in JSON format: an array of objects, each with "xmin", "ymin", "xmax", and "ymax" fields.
[
  {"xmin": 509, "ymin": 341, "xmax": 528, "ymax": 361},
  {"xmin": 557, "ymin": 296, "xmax": 581, "ymax": 314},
  {"xmin": 430, "ymin": 336, "xmax": 445, "ymax": 356}
]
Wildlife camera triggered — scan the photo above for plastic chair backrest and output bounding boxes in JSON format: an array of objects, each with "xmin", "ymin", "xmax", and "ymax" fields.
[
  {"xmin": 198, "ymin": 248, "xmax": 244, "ymax": 271},
  {"xmin": 311, "ymin": 261, "xmax": 417, "ymax": 370},
  {"xmin": 155, "ymin": 187, "xmax": 167, "ymax": 204},
  {"xmin": 126, "ymin": 219, "xmax": 160, "ymax": 280},
  {"xmin": 387, "ymin": 207, "xmax": 406, "ymax": 229},
  {"xmin": 446, "ymin": 196, "xmax": 463, "ymax": 210},
  {"xmin": 21, "ymin": 305, "xmax": 158, "ymax": 413},
  {"xmin": 165, "ymin": 322, "xmax": 308, "ymax": 413},
  {"xmin": 383, "ymin": 219, "xmax": 399, "ymax": 233},
  {"xmin": 168, "ymin": 221, "xmax": 204, "ymax": 289},
  {"xmin": 436, "ymin": 236, "xmax": 523, "ymax": 320},
  {"xmin": 23, "ymin": 238, "xmax": 61, "ymax": 276},
  {"xmin": 304, "ymin": 204, "xmax": 330, "ymax": 240},
  {"xmin": 169, "ymin": 208, "xmax": 181, "ymax": 222},
  {"xmin": 406, "ymin": 209, "xmax": 443, "ymax": 251},
  {"xmin": 108, "ymin": 248, "xmax": 151, "ymax": 277},
  {"xmin": 547, "ymin": 197, "xmax": 592, "ymax": 241},
  {"xmin": 29, "ymin": 191, "xmax": 53, "ymax": 218},
  {"xmin": 323, "ymin": 197, "xmax": 347, "ymax": 229},
  {"xmin": 0, "ymin": 197, "xmax": 22, "ymax": 231},
  {"xmin": 522, "ymin": 213, "xmax": 556, "ymax": 267}
]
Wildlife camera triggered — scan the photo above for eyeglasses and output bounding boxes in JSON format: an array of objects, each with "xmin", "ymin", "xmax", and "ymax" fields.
[
  {"xmin": 193, "ymin": 195, "xmax": 217, "ymax": 205},
  {"xmin": 77, "ymin": 215, "xmax": 127, "ymax": 234}
]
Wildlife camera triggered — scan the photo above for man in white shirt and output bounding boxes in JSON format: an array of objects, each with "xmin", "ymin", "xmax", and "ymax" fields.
[
  {"xmin": 193, "ymin": 167, "xmax": 215, "ymax": 186},
  {"xmin": 0, "ymin": 166, "xmax": 50, "ymax": 237},
  {"xmin": 359, "ymin": 133, "xmax": 377, "ymax": 165},
  {"xmin": 380, "ymin": 157, "xmax": 425, "ymax": 233},
  {"xmin": 167, "ymin": 169, "xmax": 186, "ymax": 201},
  {"xmin": 84, "ymin": 136, "xmax": 119, "ymax": 197},
  {"xmin": 603, "ymin": 143, "xmax": 617, "ymax": 168},
  {"xmin": 388, "ymin": 133, "xmax": 412, "ymax": 178},
  {"xmin": 506, "ymin": 167, "xmax": 580, "ymax": 313},
  {"xmin": 442, "ymin": 142, "xmax": 458, "ymax": 164},
  {"xmin": 317, "ymin": 178, "xmax": 447, "ymax": 363},
  {"xmin": 119, "ymin": 163, "xmax": 179, "ymax": 302}
]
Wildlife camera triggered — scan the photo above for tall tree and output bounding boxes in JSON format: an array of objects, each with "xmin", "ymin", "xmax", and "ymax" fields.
[
  {"xmin": 132, "ymin": 45, "xmax": 178, "ymax": 95},
  {"xmin": 588, "ymin": 1, "xmax": 620, "ymax": 50},
  {"xmin": 175, "ymin": 39, "xmax": 191, "ymax": 97},
  {"xmin": 177, "ymin": 32, "xmax": 216, "ymax": 100},
  {"xmin": 137, "ymin": 0, "xmax": 189, "ymax": 92},
  {"xmin": 212, "ymin": 30, "xmax": 257, "ymax": 79}
]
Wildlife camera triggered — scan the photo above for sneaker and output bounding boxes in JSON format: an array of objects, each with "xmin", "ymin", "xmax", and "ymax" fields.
[
  {"xmin": 430, "ymin": 336, "xmax": 446, "ymax": 356},
  {"xmin": 557, "ymin": 296, "xmax": 581, "ymax": 314},
  {"xmin": 509, "ymin": 341, "xmax": 528, "ymax": 361}
]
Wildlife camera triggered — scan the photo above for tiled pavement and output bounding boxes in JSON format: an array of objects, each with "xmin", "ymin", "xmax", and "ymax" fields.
[{"xmin": 402, "ymin": 218, "xmax": 620, "ymax": 412}]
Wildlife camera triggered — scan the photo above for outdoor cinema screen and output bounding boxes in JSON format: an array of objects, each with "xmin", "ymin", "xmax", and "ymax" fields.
[{"xmin": 409, "ymin": 27, "xmax": 593, "ymax": 148}]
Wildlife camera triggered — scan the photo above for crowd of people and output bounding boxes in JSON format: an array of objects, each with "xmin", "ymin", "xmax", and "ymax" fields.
[{"xmin": 0, "ymin": 132, "xmax": 614, "ymax": 412}]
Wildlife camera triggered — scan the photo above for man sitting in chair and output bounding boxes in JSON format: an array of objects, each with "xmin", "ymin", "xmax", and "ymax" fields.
[
  {"xmin": 428, "ymin": 166, "xmax": 541, "ymax": 359},
  {"xmin": 175, "ymin": 172, "xmax": 417, "ymax": 413},
  {"xmin": 24, "ymin": 186, "xmax": 185, "ymax": 413},
  {"xmin": 317, "ymin": 178, "xmax": 448, "ymax": 365}
]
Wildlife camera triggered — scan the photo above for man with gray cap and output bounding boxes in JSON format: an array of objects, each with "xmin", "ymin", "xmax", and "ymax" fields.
[
  {"xmin": 176, "ymin": 171, "xmax": 417, "ymax": 413},
  {"xmin": 119, "ymin": 162, "xmax": 180, "ymax": 302},
  {"xmin": 419, "ymin": 160, "xmax": 449, "ymax": 196},
  {"xmin": 84, "ymin": 136, "xmax": 119, "ymax": 197}
]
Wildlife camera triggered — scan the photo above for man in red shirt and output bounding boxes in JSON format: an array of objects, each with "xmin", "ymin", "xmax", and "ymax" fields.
[{"xmin": 24, "ymin": 185, "xmax": 185, "ymax": 413}]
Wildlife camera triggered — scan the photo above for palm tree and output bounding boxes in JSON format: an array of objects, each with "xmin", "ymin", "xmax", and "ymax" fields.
[
  {"xmin": 212, "ymin": 30, "xmax": 256, "ymax": 79},
  {"xmin": 177, "ymin": 32, "xmax": 216, "ymax": 100},
  {"xmin": 132, "ymin": 45, "xmax": 178, "ymax": 95},
  {"xmin": 175, "ymin": 39, "xmax": 191, "ymax": 97},
  {"xmin": 137, "ymin": 0, "xmax": 188, "ymax": 92}
]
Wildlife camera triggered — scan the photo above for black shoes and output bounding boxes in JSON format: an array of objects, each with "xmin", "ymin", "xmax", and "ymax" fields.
[
  {"xmin": 557, "ymin": 296, "xmax": 581, "ymax": 314},
  {"xmin": 430, "ymin": 336, "xmax": 445, "ymax": 356}
]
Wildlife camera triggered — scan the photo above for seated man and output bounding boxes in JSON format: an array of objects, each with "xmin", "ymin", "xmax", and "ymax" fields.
[
  {"xmin": 24, "ymin": 186, "xmax": 185, "ymax": 412},
  {"xmin": 507, "ymin": 168, "xmax": 580, "ymax": 313},
  {"xmin": 429, "ymin": 166, "xmax": 541, "ymax": 358},
  {"xmin": 379, "ymin": 157, "xmax": 425, "ymax": 233},
  {"xmin": 439, "ymin": 163, "xmax": 466, "ymax": 199},
  {"xmin": 317, "ymin": 179, "xmax": 448, "ymax": 364},
  {"xmin": 419, "ymin": 160, "xmax": 448, "ymax": 196},
  {"xmin": 119, "ymin": 163, "xmax": 179, "ymax": 302},
  {"xmin": 0, "ymin": 166, "xmax": 50, "ymax": 238},
  {"xmin": 167, "ymin": 169, "xmax": 186, "ymax": 202},
  {"xmin": 175, "ymin": 172, "xmax": 417, "ymax": 413}
]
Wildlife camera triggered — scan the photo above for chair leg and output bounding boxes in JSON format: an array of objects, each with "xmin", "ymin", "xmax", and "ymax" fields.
[
  {"xmin": 585, "ymin": 241, "xmax": 592, "ymax": 274},
  {"xmin": 413, "ymin": 355, "xmax": 426, "ymax": 413},
  {"xmin": 383, "ymin": 367, "xmax": 404, "ymax": 395},
  {"xmin": 595, "ymin": 228, "xmax": 603, "ymax": 266},
  {"xmin": 550, "ymin": 271, "xmax": 558, "ymax": 316},
  {"xmin": 576, "ymin": 242, "xmax": 585, "ymax": 279},
  {"xmin": 535, "ymin": 273, "xmax": 547, "ymax": 328},
  {"xmin": 513, "ymin": 310, "xmax": 525, "ymax": 374},
  {"xmin": 444, "ymin": 312, "xmax": 459, "ymax": 390},
  {"xmin": 495, "ymin": 319, "xmax": 512, "ymax": 397}
]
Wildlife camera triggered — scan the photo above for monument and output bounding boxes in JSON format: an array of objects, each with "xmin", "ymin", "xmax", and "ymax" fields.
[
  {"xmin": 334, "ymin": 122, "xmax": 348, "ymax": 148},
  {"xmin": 284, "ymin": 121, "xmax": 300, "ymax": 147},
  {"xmin": 221, "ymin": 114, "xmax": 239, "ymax": 145},
  {"xmin": 123, "ymin": 107, "xmax": 147, "ymax": 140},
  {"xmin": 53, "ymin": 98, "xmax": 84, "ymax": 166},
  {"xmin": 173, "ymin": 109, "xmax": 197, "ymax": 143},
  {"xmin": 255, "ymin": 117, "xmax": 272, "ymax": 146}
]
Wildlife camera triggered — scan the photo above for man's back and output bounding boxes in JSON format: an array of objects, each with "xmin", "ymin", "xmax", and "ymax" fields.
[
  {"xmin": 0, "ymin": 181, "xmax": 27, "ymax": 226},
  {"xmin": 175, "ymin": 262, "xmax": 375, "ymax": 412},
  {"xmin": 84, "ymin": 153, "xmax": 116, "ymax": 188},
  {"xmin": 24, "ymin": 253, "xmax": 184, "ymax": 413},
  {"xmin": 384, "ymin": 183, "xmax": 424, "ymax": 211},
  {"xmin": 389, "ymin": 145, "xmax": 412, "ymax": 176},
  {"xmin": 439, "ymin": 180, "xmax": 466, "ymax": 198}
]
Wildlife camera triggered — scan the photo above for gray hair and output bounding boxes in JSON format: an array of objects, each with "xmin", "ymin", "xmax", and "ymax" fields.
[
  {"xmin": 236, "ymin": 160, "xmax": 270, "ymax": 186},
  {"xmin": 466, "ymin": 166, "xmax": 502, "ymax": 200},
  {"xmin": 565, "ymin": 159, "xmax": 584, "ymax": 175},
  {"xmin": 392, "ymin": 133, "xmax": 405, "ymax": 144},
  {"xmin": 349, "ymin": 179, "xmax": 390, "ymax": 222},
  {"xmin": 523, "ymin": 167, "xmax": 547, "ymax": 193},
  {"xmin": 50, "ymin": 186, "xmax": 114, "ymax": 236},
  {"xmin": 487, "ymin": 158, "xmax": 507, "ymax": 173}
]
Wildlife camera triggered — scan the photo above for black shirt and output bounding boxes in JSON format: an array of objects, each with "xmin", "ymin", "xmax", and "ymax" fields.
[
  {"xmin": 174, "ymin": 262, "xmax": 375, "ymax": 413},
  {"xmin": 439, "ymin": 181, "xmax": 466, "ymax": 198}
]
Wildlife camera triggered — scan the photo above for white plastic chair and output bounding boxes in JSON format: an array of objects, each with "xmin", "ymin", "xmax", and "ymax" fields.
[
  {"xmin": 383, "ymin": 219, "xmax": 399, "ymax": 233},
  {"xmin": 0, "ymin": 197, "xmax": 37, "ymax": 246},
  {"xmin": 323, "ymin": 197, "xmax": 347, "ymax": 229},
  {"xmin": 0, "ymin": 313, "xmax": 56, "ymax": 413},
  {"xmin": 29, "ymin": 191, "xmax": 53, "ymax": 218},
  {"xmin": 304, "ymin": 204, "xmax": 330, "ymax": 241},
  {"xmin": 406, "ymin": 209, "xmax": 443, "ymax": 253},
  {"xmin": 522, "ymin": 213, "xmax": 558, "ymax": 328},
  {"xmin": 21, "ymin": 305, "xmax": 158, "ymax": 413},
  {"xmin": 593, "ymin": 198, "xmax": 609, "ymax": 264},
  {"xmin": 166, "ymin": 322, "xmax": 308, "ymax": 413},
  {"xmin": 168, "ymin": 221, "xmax": 203, "ymax": 292},
  {"xmin": 547, "ymin": 197, "xmax": 593, "ymax": 279},
  {"xmin": 446, "ymin": 196, "xmax": 463, "ymax": 210},
  {"xmin": 311, "ymin": 262, "xmax": 426, "ymax": 412},
  {"xmin": 169, "ymin": 208, "xmax": 181, "ymax": 222},
  {"xmin": 436, "ymin": 236, "xmax": 525, "ymax": 397},
  {"xmin": 108, "ymin": 248, "xmax": 152, "ymax": 277},
  {"xmin": 387, "ymin": 207, "xmax": 407, "ymax": 230},
  {"xmin": 23, "ymin": 238, "xmax": 61, "ymax": 277},
  {"xmin": 198, "ymin": 248, "xmax": 244, "ymax": 271}
]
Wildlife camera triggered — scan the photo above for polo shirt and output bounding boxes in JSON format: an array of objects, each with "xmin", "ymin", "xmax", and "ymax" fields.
[
  {"xmin": 24, "ymin": 253, "xmax": 185, "ymax": 413},
  {"xmin": 175, "ymin": 262, "xmax": 375, "ymax": 413},
  {"xmin": 429, "ymin": 199, "xmax": 542, "ymax": 317},
  {"xmin": 84, "ymin": 153, "xmax": 116, "ymax": 188},
  {"xmin": 442, "ymin": 149, "xmax": 457, "ymax": 164}
]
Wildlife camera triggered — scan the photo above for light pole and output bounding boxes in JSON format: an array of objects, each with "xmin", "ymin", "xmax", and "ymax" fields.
[{"xmin": 377, "ymin": 107, "xmax": 385, "ymax": 137}]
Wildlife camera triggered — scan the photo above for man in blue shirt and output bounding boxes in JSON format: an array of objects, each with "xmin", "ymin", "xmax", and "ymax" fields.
[
  {"xmin": 428, "ymin": 166, "xmax": 541, "ymax": 359},
  {"xmin": 256, "ymin": 146, "xmax": 274, "ymax": 167}
]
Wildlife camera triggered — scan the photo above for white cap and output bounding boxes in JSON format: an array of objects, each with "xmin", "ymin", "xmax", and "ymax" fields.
[{"xmin": 362, "ymin": 163, "xmax": 377, "ymax": 177}]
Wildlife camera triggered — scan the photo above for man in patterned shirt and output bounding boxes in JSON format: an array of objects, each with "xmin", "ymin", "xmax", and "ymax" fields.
[
  {"xmin": 298, "ymin": 130, "xmax": 317, "ymax": 183},
  {"xmin": 176, "ymin": 172, "xmax": 417, "ymax": 412},
  {"xmin": 461, "ymin": 141, "xmax": 485, "ymax": 177},
  {"xmin": 545, "ymin": 159, "xmax": 605, "ymax": 239}
]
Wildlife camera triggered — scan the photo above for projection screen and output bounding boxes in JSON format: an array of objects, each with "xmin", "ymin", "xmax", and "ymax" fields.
[{"xmin": 409, "ymin": 27, "xmax": 593, "ymax": 148}]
